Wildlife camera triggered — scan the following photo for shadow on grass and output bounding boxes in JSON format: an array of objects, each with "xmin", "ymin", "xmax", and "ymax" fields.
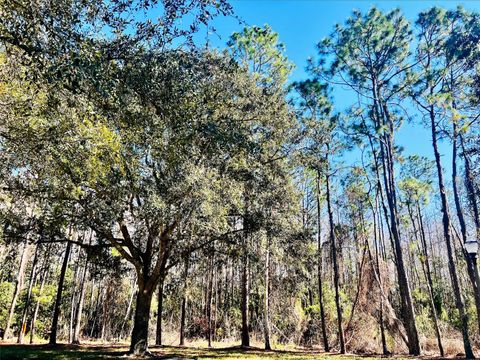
[
  {"xmin": 0, "ymin": 343, "xmax": 456, "ymax": 360},
  {"xmin": 0, "ymin": 344, "xmax": 129, "ymax": 360}
]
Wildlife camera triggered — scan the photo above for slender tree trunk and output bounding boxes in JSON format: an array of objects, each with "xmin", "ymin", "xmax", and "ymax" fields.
[
  {"xmin": 377, "ymin": 96, "xmax": 420, "ymax": 355},
  {"xmin": 72, "ymin": 257, "xmax": 89, "ymax": 344},
  {"xmin": 460, "ymin": 132, "xmax": 480, "ymax": 242},
  {"xmin": 69, "ymin": 247, "xmax": 80, "ymax": 343},
  {"xmin": 120, "ymin": 278, "xmax": 136, "ymax": 340},
  {"xmin": 453, "ymin": 124, "xmax": 480, "ymax": 333},
  {"xmin": 213, "ymin": 271, "xmax": 218, "ymax": 343},
  {"xmin": 325, "ymin": 152, "xmax": 345, "ymax": 354},
  {"xmin": 430, "ymin": 108, "xmax": 473, "ymax": 359},
  {"xmin": 409, "ymin": 203, "xmax": 444, "ymax": 357},
  {"xmin": 30, "ymin": 260, "xmax": 48, "ymax": 344},
  {"xmin": 101, "ymin": 285, "xmax": 108, "ymax": 341},
  {"xmin": 241, "ymin": 233, "xmax": 250, "ymax": 348},
  {"xmin": 3, "ymin": 238, "xmax": 29, "ymax": 340},
  {"xmin": 206, "ymin": 253, "xmax": 214, "ymax": 348},
  {"xmin": 155, "ymin": 276, "xmax": 165, "ymax": 346},
  {"xmin": 17, "ymin": 244, "xmax": 39, "ymax": 343},
  {"xmin": 372, "ymin": 198, "xmax": 387, "ymax": 355},
  {"xmin": 90, "ymin": 281, "xmax": 101, "ymax": 338},
  {"xmin": 49, "ymin": 240, "xmax": 72, "ymax": 345},
  {"xmin": 264, "ymin": 233, "xmax": 271, "ymax": 350},
  {"xmin": 179, "ymin": 257, "xmax": 189, "ymax": 346},
  {"xmin": 30, "ymin": 264, "xmax": 48, "ymax": 344}
]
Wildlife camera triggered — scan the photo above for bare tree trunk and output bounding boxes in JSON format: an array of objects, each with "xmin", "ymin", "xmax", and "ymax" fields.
[
  {"xmin": 316, "ymin": 172, "xmax": 330, "ymax": 352},
  {"xmin": 179, "ymin": 257, "xmax": 189, "ymax": 346},
  {"xmin": 453, "ymin": 124, "xmax": 480, "ymax": 333},
  {"xmin": 264, "ymin": 234, "xmax": 271, "ymax": 350},
  {"xmin": 131, "ymin": 278, "xmax": 154, "ymax": 355},
  {"xmin": 120, "ymin": 276, "xmax": 136, "ymax": 340},
  {"xmin": 325, "ymin": 152, "xmax": 345, "ymax": 354},
  {"xmin": 72, "ymin": 257, "xmax": 89, "ymax": 344},
  {"xmin": 206, "ymin": 252, "xmax": 214, "ymax": 348},
  {"xmin": 371, "ymin": 82, "xmax": 420, "ymax": 355},
  {"xmin": 17, "ymin": 244, "xmax": 39, "ymax": 343},
  {"xmin": 241, "ymin": 234, "xmax": 250, "ymax": 348},
  {"xmin": 49, "ymin": 240, "xmax": 72, "ymax": 345},
  {"xmin": 430, "ymin": 108, "xmax": 473, "ymax": 359},
  {"xmin": 373, "ymin": 198, "xmax": 387, "ymax": 355},
  {"xmin": 3, "ymin": 238, "xmax": 30, "ymax": 340},
  {"xmin": 30, "ymin": 258, "xmax": 49, "ymax": 344},
  {"xmin": 409, "ymin": 203, "xmax": 444, "ymax": 357},
  {"xmin": 69, "ymin": 247, "xmax": 80, "ymax": 343},
  {"xmin": 155, "ymin": 276, "xmax": 165, "ymax": 346},
  {"xmin": 460, "ymin": 132, "xmax": 480, "ymax": 242}
]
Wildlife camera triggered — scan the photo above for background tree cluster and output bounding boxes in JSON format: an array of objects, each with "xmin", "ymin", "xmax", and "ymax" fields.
[{"xmin": 1, "ymin": 1, "xmax": 480, "ymax": 358}]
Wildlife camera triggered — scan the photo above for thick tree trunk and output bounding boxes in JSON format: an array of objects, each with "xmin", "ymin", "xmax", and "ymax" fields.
[
  {"xmin": 3, "ymin": 238, "xmax": 29, "ymax": 340},
  {"xmin": 130, "ymin": 282, "xmax": 154, "ymax": 355},
  {"xmin": 49, "ymin": 240, "xmax": 72, "ymax": 345},
  {"xmin": 430, "ymin": 109, "xmax": 473, "ymax": 359},
  {"xmin": 325, "ymin": 154, "xmax": 345, "ymax": 354}
]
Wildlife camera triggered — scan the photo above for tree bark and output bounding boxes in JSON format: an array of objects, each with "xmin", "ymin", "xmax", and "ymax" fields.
[
  {"xmin": 410, "ymin": 203, "xmax": 444, "ymax": 357},
  {"xmin": 430, "ymin": 108, "xmax": 473, "ymax": 359},
  {"xmin": 130, "ymin": 280, "xmax": 154, "ymax": 355},
  {"xmin": 49, "ymin": 240, "xmax": 72, "ymax": 345},
  {"xmin": 206, "ymin": 253, "xmax": 214, "ymax": 348},
  {"xmin": 264, "ymin": 234, "xmax": 271, "ymax": 351},
  {"xmin": 372, "ymin": 198, "xmax": 388, "ymax": 355},
  {"xmin": 17, "ymin": 243, "xmax": 39, "ymax": 343},
  {"xmin": 325, "ymin": 152, "xmax": 345, "ymax": 354},
  {"xmin": 316, "ymin": 172, "xmax": 330, "ymax": 352},
  {"xmin": 3, "ymin": 238, "xmax": 30, "ymax": 340},
  {"xmin": 241, "ymin": 233, "xmax": 250, "ymax": 348},
  {"xmin": 155, "ymin": 276, "xmax": 165, "ymax": 346},
  {"xmin": 375, "ymin": 91, "xmax": 420, "ymax": 355},
  {"xmin": 72, "ymin": 257, "xmax": 89, "ymax": 344},
  {"xmin": 453, "ymin": 124, "xmax": 480, "ymax": 333},
  {"xmin": 69, "ymin": 247, "xmax": 80, "ymax": 343},
  {"xmin": 29, "ymin": 244, "xmax": 52, "ymax": 344},
  {"xmin": 120, "ymin": 277, "xmax": 136, "ymax": 340},
  {"xmin": 179, "ymin": 257, "xmax": 189, "ymax": 346}
]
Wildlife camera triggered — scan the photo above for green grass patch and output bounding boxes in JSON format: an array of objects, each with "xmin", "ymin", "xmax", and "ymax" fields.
[{"xmin": 0, "ymin": 344, "xmax": 399, "ymax": 360}]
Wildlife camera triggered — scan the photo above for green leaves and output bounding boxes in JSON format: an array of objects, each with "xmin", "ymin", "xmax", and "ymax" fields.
[{"xmin": 229, "ymin": 25, "xmax": 294, "ymax": 89}]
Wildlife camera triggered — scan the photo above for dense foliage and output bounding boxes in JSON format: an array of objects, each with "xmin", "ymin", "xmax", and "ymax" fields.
[{"xmin": 1, "ymin": 1, "xmax": 480, "ymax": 358}]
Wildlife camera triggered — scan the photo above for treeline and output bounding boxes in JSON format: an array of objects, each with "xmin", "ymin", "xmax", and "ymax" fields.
[{"xmin": 0, "ymin": 1, "xmax": 480, "ymax": 358}]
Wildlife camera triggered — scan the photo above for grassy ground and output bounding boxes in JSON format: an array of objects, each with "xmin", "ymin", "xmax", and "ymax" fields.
[{"xmin": 0, "ymin": 344, "xmax": 403, "ymax": 360}]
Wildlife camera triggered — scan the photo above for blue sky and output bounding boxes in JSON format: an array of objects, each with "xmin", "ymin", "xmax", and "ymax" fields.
[{"xmin": 192, "ymin": 0, "xmax": 480, "ymax": 178}]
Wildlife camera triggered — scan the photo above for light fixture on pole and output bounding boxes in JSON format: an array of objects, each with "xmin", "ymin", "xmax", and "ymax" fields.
[
  {"xmin": 465, "ymin": 239, "xmax": 479, "ymax": 259},
  {"xmin": 465, "ymin": 240, "xmax": 480, "ymax": 308}
]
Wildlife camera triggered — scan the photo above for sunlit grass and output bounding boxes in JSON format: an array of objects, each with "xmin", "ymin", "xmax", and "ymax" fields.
[{"xmin": 0, "ymin": 344, "xmax": 393, "ymax": 360}]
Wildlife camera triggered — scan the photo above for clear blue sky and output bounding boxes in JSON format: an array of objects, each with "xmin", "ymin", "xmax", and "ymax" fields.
[{"xmin": 195, "ymin": 0, "xmax": 480, "ymax": 177}]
